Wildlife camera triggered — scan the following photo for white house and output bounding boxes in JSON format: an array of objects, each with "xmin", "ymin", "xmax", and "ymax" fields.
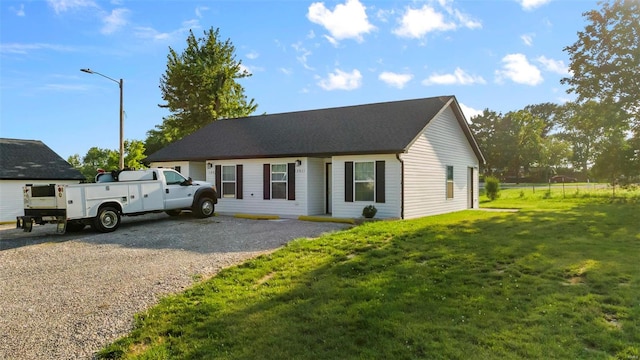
[
  {"xmin": 146, "ymin": 96, "xmax": 485, "ymax": 219},
  {"xmin": 0, "ymin": 138, "xmax": 85, "ymax": 223}
]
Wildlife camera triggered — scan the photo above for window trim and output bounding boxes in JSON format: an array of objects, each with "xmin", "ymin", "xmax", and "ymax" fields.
[
  {"xmin": 270, "ymin": 163, "xmax": 288, "ymax": 200},
  {"xmin": 222, "ymin": 165, "xmax": 236, "ymax": 198},
  {"xmin": 446, "ymin": 165, "xmax": 454, "ymax": 199},
  {"xmin": 354, "ymin": 161, "xmax": 375, "ymax": 202}
]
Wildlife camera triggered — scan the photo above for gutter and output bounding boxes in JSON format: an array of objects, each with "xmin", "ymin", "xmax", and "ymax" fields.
[{"xmin": 396, "ymin": 153, "xmax": 404, "ymax": 219}]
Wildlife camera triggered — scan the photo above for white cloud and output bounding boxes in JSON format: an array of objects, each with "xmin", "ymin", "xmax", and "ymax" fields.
[
  {"xmin": 495, "ymin": 53, "xmax": 543, "ymax": 86},
  {"xmin": 10, "ymin": 4, "xmax": 25, "ymax": 16},
  {"xmin": 239, "ymin": 64, "xmax": 252, "ymax": 76},
  {"xmin": 47, "ymin": 0, "xmax": 97, "ymax": 14},
  {"xmin": 393, "ymin": 1, "xmax": 480, "ymax": 39},
  {"xmin": 518, "ymin": 0, "xmax": 552, "ymax": 11},
  {"xmin": 422, "ymin": 67, "xmax": 486, "ymax": 86},
  {"xmin": 393, "ymin": 5, "xmax": 456, "ymax": 38},
  {"xmin": 318, "ymin": 69, "xmax": 362, "ymax": 90},
  {"xmin": 292, "ymin": 42, "xmax": 314, "ymax": 71},
  {"xmin": 101, "ymin": 8, "xmax": 129, "ymax": 34},
  {"xmin": 280, "ymin": 68, "xmax": 293, "ymax": 75},
  {"xmin": 133, "ymin": 19, "xmax": 200, "ymax": 42},
  {"xmin": 521, "ymin": 34, "xmax": 534, "ymax": 46},
  {"xmin": 195, "ymin": 6, "xmax": 209, "ymax": 18},
  {"xmin": 246, "ymin": 51, "xmax": 259, "ymax": 60},
  {"xmin": 307, "ymin": 0, "xmax": 375, "ymax": 43},
  {"xmin": 536, "ymin": 56, "xmax": 569, "ymax": 75},
  {"xmin": 0, "ymin": 43, "xmax": 76, "ymax": 55},
  {"xmin": 459, "ymin": 103, "xmax": 483, "ymax": 121},
  {"xmin": 379, "ymin": 71, "xmax": 413, "ymax": 89}
]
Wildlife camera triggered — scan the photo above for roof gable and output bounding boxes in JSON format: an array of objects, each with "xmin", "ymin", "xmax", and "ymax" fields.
[
  {"xmin": 0, "ymin": 138, "xmax": 85, "ymax": 180},
  {"xmin": 146, "ymin": 96, "xmax": 484, "ymax": 163}
]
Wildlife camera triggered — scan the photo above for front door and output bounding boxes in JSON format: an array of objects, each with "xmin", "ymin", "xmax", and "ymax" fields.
[{"xmin": 326, "ymin": 163, "xmax": 332, "ymax": 214}]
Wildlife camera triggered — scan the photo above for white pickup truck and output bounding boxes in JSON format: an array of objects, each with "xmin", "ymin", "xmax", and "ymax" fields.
[{"xmin": 16, "ymin": 168, "xmax": 217, "ymax": 233}]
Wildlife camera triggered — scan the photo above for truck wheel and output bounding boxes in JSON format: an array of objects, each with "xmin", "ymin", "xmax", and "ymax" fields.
[
  {"xmin": 94, "ymin": 206, "xmax": 121, "ymax": 233},
  {"xmin": 193, "ymin": 197, "xmax": 215, "ymax": 218},
  {"xmin": 165, "ymin": 209, "xmax": 182, "ymax": 216},
  {"xmin": 66, "ymin": 221, "xmax": 86, "ymax": 232}
]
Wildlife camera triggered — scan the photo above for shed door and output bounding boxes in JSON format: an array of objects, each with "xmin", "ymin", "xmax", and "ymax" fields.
[{"xmin": 468, "ymin": 167, "xmax": 474, "ymax": 209}]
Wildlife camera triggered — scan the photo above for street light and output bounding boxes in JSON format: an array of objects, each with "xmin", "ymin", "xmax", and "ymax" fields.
[{"xmin": 80, "ymin": 68, "xmax": 124, "ymax": 170}]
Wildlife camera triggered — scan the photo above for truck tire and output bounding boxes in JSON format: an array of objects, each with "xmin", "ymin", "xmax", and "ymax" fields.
[
  {"xmin": 165, "ymin": 209, "xmax": 182, "ymax": 216},
  {"xmin": 193, "ymin": 197, "xmax": 215, "ymax": 218},
  {"xmin": 93, "ymin": 206, "xmax": 121, "ymax": 233},
  {"xmin": 66, "ymin": 221, "xmax": 86, "ymax": 232}
]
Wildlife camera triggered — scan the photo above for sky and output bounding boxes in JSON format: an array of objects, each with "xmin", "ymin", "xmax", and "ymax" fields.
[{"xmin": 1, "ymin": 0, "xmax": 599, "ymax": 161}]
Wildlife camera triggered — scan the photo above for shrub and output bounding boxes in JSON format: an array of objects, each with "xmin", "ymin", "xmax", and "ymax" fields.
[
  {"xmin": 362, "ymin": 205, "xmax": 377, "ymax": 218},
  {"xmin": 485, "ymin": 176, "xmax": 500, "ymax": 201}
]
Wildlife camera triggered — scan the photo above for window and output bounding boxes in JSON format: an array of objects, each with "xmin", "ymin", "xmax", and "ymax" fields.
[
  {"xmin": 446, "ymin": 165, "xmax": 454, "ymax": 199},
  {"xmin": 355, "ymin": 161, "xmax": 375, "ymax": 201},
  {"xmin": 164, "ymin": 170, "xmax": 187, "ymax": 185},
  {"xmin": 222, "ymin": 165, "xmax": 236, "ymax": 198},
  {"xmin": 271, "ymin": 164, "xmax": 287, "ymax": 199},
  {"xmin": 173, "ymin": 166, "xmax": 181, "ymax": 173}
]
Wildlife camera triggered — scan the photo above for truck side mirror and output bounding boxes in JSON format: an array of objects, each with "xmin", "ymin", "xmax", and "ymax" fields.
[{"xmin": 181, "ymin": 177, "xmax": 193, "ymax": 186}]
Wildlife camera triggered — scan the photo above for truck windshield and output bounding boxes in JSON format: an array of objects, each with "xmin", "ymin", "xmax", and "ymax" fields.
[{"xmin": 163, "ymin": 170, "xmax": 187, "ymax": 185}]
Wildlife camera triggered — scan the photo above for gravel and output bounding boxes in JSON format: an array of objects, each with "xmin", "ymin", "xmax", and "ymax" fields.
[{"xmin": 0, "ymin": 213, "xmax": 349, "ymax": 360}]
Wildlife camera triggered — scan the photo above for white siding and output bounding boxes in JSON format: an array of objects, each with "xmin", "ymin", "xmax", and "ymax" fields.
[
  {"xmin": 332, "ymin": 154, "xmax": 402, "ymax": 219},
  {"xmin": 401, "ymin": 106, "xmax": 479, "ymax": 219},
  {"xmin": 0, "ymin": 179, "xmax": 80, "ymax": 223},
  {"xmin": 206, "ymin": 157, "xmax": 310, "ymax": 217}
]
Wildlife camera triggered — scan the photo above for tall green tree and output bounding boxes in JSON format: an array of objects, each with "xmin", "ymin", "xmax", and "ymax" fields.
[
  {"xmin": 468, "ymin": 109, "xmax": 503, "ymax": 175},
  {"xmin": 68, "ymin": 141, "xmax": 147, "ymax": 182},
  {"xmin": 556, "ymin": 101, "xmax": 606, "ymax": 177},
  {"xmin": 147, "ymin": 28, "xmax": 258, "ymax": 155},
  {"xmin": 561, "ymin": 0, "xmax": 639, "ymax": 130}
]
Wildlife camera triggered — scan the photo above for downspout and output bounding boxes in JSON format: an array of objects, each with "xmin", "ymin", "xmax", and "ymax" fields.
[{"xmin": 396, "ymin": 153, "xmax": 404, "ymax": 219}]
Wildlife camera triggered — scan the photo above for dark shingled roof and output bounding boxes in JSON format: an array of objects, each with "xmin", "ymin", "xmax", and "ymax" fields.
[
  {"xmin": 0, "ymin": 138, "xmax": 85, "ymax": 180},
  {"xmin": 146, "ymin": 96, "xmax": 484, "ymax": 163}
]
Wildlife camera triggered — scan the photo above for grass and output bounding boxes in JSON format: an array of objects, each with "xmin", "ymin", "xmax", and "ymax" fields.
[{"xmin": 98, "ymin": 187, "xmax": 640, "ymax": 359}]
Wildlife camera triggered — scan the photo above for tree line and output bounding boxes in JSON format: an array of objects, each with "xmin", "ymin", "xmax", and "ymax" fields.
[{"xmin": 69, "ymin": 1, "xmax": 638, "ymax": 184}]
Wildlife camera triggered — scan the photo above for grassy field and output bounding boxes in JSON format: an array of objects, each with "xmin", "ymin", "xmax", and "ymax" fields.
[{"xmin": 99, "ymin": 187, "xmax": 639, "ymax": 359}]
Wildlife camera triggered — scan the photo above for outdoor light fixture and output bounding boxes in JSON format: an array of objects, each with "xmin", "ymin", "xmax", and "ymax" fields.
[{"xmin": 80, "ymin": 68, "xmax": 125, "ymax": 170}]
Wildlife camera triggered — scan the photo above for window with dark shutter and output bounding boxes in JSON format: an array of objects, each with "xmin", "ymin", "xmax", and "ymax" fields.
[
  {"xmin": 345, "ymin": 161, "xmax": 354, "ymax": 202},
  {"xmin": 215, "ymin": 165, "xmax": 222, "ymax": 199},
  {"xmin": 287, "ymin": 163, "xmax": 295, "ymax": 200},
  {"xmin": 263, "ymin": 164, "xmax": 270, "ymax": 200},
  {"xmin": 236, "ymin": 165, "xmax": 243, "ymax": 199},
  {"xmin": 376, "ymin": 160, "xmax": 385, "ymax": 203}
]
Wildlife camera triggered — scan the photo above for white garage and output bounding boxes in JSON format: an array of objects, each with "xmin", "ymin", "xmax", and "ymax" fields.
[{"xmin": 0, "ymin": 138, "xmax": 85, "ymax": 223}]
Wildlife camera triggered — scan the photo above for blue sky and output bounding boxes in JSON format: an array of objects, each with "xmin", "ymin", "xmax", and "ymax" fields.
[{"xmin": 1, "ymin": 0, "xmax": 598, "ymax": 160}]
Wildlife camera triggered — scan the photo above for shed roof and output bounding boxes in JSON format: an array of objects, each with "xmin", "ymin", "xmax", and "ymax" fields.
[
  {"xmin": 146, "ymin": 96, "xmax": 484, "ymax": 163},
  {"xmin": 0, "ymin": 138, "xmax": 85, "ymax": 180}
]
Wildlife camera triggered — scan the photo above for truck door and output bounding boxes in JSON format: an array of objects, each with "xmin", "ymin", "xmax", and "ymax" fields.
[{"xmin": 162, "ymin": 170, "xmax": 195, "ymax": 210}]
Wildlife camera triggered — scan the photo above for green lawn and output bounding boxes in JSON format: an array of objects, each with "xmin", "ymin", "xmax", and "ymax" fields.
[{"xmin": 99, "ymin": 187, "xmax": 640, "ymax": 359}]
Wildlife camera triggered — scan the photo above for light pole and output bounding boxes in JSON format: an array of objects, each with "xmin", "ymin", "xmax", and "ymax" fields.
[{"xmin": 80, "ymin": 68, "xmax": 124, "ymax": 170}]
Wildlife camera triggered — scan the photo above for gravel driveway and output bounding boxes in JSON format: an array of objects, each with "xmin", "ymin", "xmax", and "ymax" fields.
[{"xmin": 0, "ymin": 213, "xmax": 349, "ymax": 360}]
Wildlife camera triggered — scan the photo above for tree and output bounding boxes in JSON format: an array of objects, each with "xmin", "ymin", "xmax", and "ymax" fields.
[
  {"xmin": 561, "ymin": 0, "xmax": 640, "ymax": 130},
  {"xmin": 148, "ymin": 27, "xmax": 258, "ymax": 154},
  {"xmin": 69, "ymin": 141, "xmax": 147, "ymax": 182},
  {"xmin": 556, "ymin": 101, "xmax": 605, "ymax": 177},
  {"xmin": 468, "ymin": 109, "xmax": 503, "ymax": 175}
]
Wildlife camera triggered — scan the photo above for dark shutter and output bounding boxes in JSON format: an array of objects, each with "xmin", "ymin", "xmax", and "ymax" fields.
[
  {"xmin": 345, "ymin": 161, "xmax": 353, "ymax": 202},
  {"xmin": 376, "ymin": 161, "xmax": 385, "ymax": 203},
  {"xmin": 236, "ymin": 165, "xmax": 243, "ymax": 199},
  {"xmin": 287, "ymin": 163, "xmax": 296, "ymax": 200},
  {"xmin": 263, "ymin": 164, "xmax": 270, "ymax": 200},
  {"xmin": 215, "ymin": 165, "xmax": 222, "ymax": 199}
]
